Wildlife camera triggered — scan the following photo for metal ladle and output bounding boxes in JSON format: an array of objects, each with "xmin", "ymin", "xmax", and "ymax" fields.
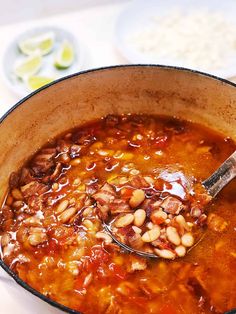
[{"xmin": 103, "ymin": 151, "xmax": 236, "ymax": 258}]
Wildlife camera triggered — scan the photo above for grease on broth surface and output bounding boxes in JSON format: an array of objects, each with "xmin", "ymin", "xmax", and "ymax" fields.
[{"xmin": 0, "ymin": 114, "xmax": 235, "ymax": 314}]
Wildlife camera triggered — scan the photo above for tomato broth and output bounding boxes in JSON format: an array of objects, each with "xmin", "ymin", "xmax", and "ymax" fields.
[{"xmin": 0, "ymin": 115, "xmax": 235, "ymax": 314}]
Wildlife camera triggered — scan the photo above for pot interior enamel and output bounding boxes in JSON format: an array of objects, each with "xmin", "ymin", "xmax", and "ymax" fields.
[{"xmin": 0, "ymin": 65, "xmax": 236, "ymax": 313}]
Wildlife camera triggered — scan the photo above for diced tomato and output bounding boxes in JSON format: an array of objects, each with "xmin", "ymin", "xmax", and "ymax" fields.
[
  {"xmin": 151, "ymin": 216, "xmax": 165, "ymax": 225},
  {"xmin": 120, "ymin": 187, "xmax": 133, "ymax": 199}
]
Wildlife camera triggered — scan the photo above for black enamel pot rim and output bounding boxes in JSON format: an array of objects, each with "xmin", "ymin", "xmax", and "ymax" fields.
[{"xmin": 0, "ymin": 64, "xmax": 235, "ymax": 314}]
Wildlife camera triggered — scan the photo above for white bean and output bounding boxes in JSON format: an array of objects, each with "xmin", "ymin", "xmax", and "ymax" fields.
[
  {"xmin": 115, "ymin": 214, "xmax": 134, "ymax": 228},
  {"xmin": 175, "ymin": 245, "xmax": 186, "ymax": 257},
  {"xmin": 166, "ymin": 226, "xmax": 181, "ymax": 246},
  {"xmin": 142, "ymin": 226, "xmax": 160, "ymax": 242},
  {"xmin": 154, "ymin": 248, "xmax": 176, "ymax": 259},
  {"xmin": 146, "ymin": 222, "xmax": 154, "ymax": 229},
  {"xmin": 134, "ymin": 209, "xmax": 146, "ymax": 227},
  {"xmin": 28, "ymin": 232, "xmax": 47, "ymax": 246},
  {"xmin": 181, "ymin": 233, "xmax": 194, "ymax": 247},
  {"xmin": 58, "ymin": 207, "xmax": 77, "ymax": 223},
  {"xmin": 132, "ymin": 226, "xmax": 142, "ymax": 234},
  {"xmin": 129, "ymin": 189, "xmax": 145, "ymax": 208},
  {"xmin": 56, "ymin": 199, "xmax": 69, "ymax": 214}
]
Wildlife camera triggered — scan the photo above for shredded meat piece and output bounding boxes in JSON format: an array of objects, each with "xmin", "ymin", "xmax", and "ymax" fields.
[
  {"xmin": 49, "ymin": 163, "xmax": 62, "ymax": 181},
  {"xmin": 197, "ymin": 214, "xmax": 208, "ymax": 226},
  {"xmin": 129, "ymin": 175, "xmax": 150, "ymax": 189},
  {"xmin": 0, "ymin": 206, "xmax": 14, "ymax": 225},
  {"xmin": 93, "ymin": 183, "xmax": 116, "ymax": 205},
  {"xmin": 19, "ymin": 168, "xmax": 35, "ymax": 185},
  {"xmin": 109, "ymin": 199, "xmax": 131, "ymax": 214},
  {"xmin": 96, "ymin": 204, "xmax": 109, "ymax": 220},
  {"xmin": 160, "ymin": 196, "xmax": 185, "ymax": 214},
  {"xmin": 151, "ymin": 238, "xmax": 172, "ymax": 250},
  {"xmin": 9, "ymin": 172, "xmax": 20, "ymax": 189},
  {"xmin": 128, "ymin": 232, "xmax": 143, "ymax": 250},
  {"xmin": 93, "ymin": 183, "xmax": 133, "ymax": 219},
  {"xmin": 31, "ymin": 148, "xmax": 57, "ymax": 175},
  {"xmin": 21, "ymin": 181, "xmax": 49, "ymax": 198}
]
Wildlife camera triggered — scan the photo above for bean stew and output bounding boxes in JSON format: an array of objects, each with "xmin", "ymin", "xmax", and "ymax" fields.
[{"xmin": 0, "ymin": 114, "xmax": 236, "ymax": 314}]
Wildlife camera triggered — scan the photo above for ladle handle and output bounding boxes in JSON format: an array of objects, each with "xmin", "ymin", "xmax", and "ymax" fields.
[{"xmin": 202, "ymin": 151, "xmax": 236, "ymax": 197}]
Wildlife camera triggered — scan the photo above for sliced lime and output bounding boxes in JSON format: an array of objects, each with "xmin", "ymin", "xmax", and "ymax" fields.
[
  {"xmin": 28, "ymin": 75, "xmax": 54, "ymax": 90},
  {"xmin": 18, "ymin": 32, "xmax": 55, "ymax": 56},
  {"xmin": 14, "ymin": 54, "xmax": 42, "ymax": 80},
  {"xmin": 54, "ymin": 40, "xmax": 75, "ymax": 69}
]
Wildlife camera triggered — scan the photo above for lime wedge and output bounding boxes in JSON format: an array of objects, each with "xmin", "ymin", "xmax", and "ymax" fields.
[
  {"xmin": 54, "ymin": 40, "xmax": 75, "ymax": 69},
  {"xmin": 28, "ymin": 75, "xmax": 54, "ymax": 90},
  {"xmin": 14, "ymin": 54, "xmax": 42, "ymax": 80},
  {"xmin": 18, "ymin": 32, "xmax": 55, "ymax": 56}
]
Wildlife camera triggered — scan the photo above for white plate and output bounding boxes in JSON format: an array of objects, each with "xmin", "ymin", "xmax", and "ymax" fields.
[
  {"xmin": 2, "ymin": 26, "xmax": 85, "ymax": 98},
  {"xmin": 114, "ymin": 0, "xmax": 236, "ymax": 78}
]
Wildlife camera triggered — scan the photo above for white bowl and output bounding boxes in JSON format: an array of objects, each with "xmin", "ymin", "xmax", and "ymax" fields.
[
  {"xmin": 2, "ymin": 26, "xmax": 85, "ymax": 98},
  {"xmin": 114, "ymin": 0, "xmax": 236, "ymax": 78}
]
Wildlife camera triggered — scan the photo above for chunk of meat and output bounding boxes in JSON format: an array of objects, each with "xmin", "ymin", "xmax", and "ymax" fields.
[
  {"xmin": 160, "ymin": 196, "xmax": 185, "ymax": 215},
  {"xmin": 31, "ymin": 148, "xmax": 57, "ymax": 175},
  {"xmin": 94, "ymin": 184, "xmax": 132, "ymax": 219},
  {"xmin": 19, "ymin": 168, "xmax": 35, "ymax": 185},
  {"xmin": 0, "ymin": 206, "xmax": 14, "ymax": 231},
  {"xmin": 128, "ymin": 232, "xmax": 144, "ymax": 250},
  {"xmin": 109, "ymin": 199, "xmax": 131, "ymax": 214},
  {"xmin": 207, "ymin": 213, "xmax": 228, "ymax": 232},
  {"xmin": 9, "ymin": 172, "xmax": 20, "ymax": 189},
  {"xmin": 21, "ymin": 181, "xmax": 49, "ymax": 198},
  {"xmin": 49, "ymin": 163, "xmax": 62, "ymax": 181},
  {"xmin": 151, "ymin": 238, "xmax": 172, "ymax": 250},
  {"xmin": 190, "ymin": 192, "xmax": 212, "ymax": 218},
  {"xmin": 129, "ymin": 175, "xmax": 150, "ymax": 189},
  {"xmin": 93, "ymin": 183, "xmax": 116, "ymax": 206}
]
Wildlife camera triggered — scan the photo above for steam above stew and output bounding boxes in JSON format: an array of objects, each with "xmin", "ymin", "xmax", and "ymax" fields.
[{"xmin": 0, "ymin": 114, "xmax": 235, "ymax": 314}]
